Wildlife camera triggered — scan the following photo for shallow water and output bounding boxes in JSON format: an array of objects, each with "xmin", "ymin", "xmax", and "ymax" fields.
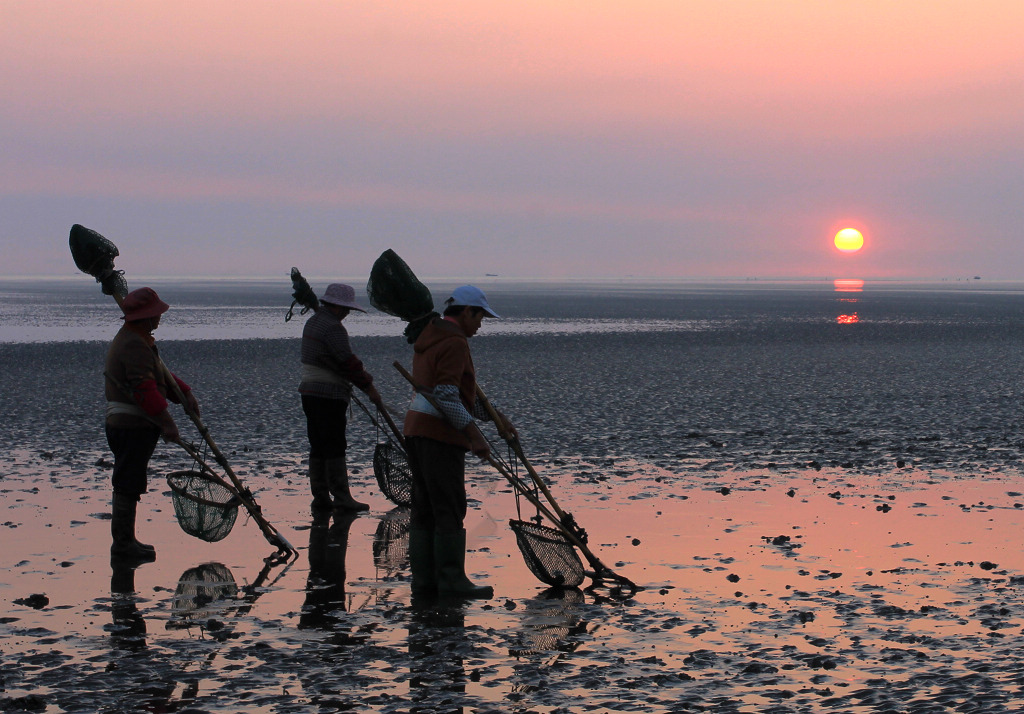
[
  {"xmin": 5, "ymin": 280, "xmax": 1024, "ymax": 712},
  {"xmin": 6, "ymin": 451, "xmax": 1024, "ymax": 713}
]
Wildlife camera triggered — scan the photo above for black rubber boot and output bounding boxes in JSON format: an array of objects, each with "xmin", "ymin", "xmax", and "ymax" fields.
[
  {"xmin": 110, "ymin": 493, "xmax": 156, "ymax": 562},
  {"xmin": 308, "ymin": 457, "xmax": 333, "ymax": 511},
  {"xmin": 434, "ymin": 529, "xmax": 492, "ymax": 599},
  {"xmin": 325, "ymin": 456, "xmax": 369, "ymax": 511},
  {"xmin": 131, "ymin": 497, "xmax": 155, "ymax": 554},
  {"xmin": 408, "ymin": 528, "xmax": 437, "ymax": 598}
]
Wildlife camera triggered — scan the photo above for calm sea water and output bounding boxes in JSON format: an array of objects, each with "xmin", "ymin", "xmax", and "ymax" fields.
[
  {"xmin": 5, "ymin": 276, "xmax": 1024, "ymax": 475},
  {"xmin": 2, "ymin": 276, "xmax": 1022, "ymax": 342}
]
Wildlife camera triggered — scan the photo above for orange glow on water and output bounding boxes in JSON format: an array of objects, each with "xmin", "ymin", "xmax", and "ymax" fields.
[
  {"xmin": 837, "ymin": 313, "xmax": 859, "ymax": 324},
  {"xmin": 834, "ymin": 279, "xmax": 864, "ymax": 292}
]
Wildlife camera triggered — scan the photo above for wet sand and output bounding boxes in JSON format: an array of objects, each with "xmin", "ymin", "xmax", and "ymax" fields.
[{"xmin": 4, "ymin": 337, "xmax": 1024, "ymax": 712}]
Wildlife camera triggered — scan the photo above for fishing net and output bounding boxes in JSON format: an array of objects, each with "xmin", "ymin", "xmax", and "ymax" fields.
[
  {"xmin": 68, "ymin": 224, "xmax": 128, "ymax": 299},
  {"xmin": 373, "ymin": 441, "xmax": 412, "ymax": 508},
  {"xmin": 510, "ymin": 519, "xmax": 586, "ymax": 588},
  {"xmin": 168, "ymin": 562, "xmax": 239, "ymax": 629},
  {"xmin": 285, "ymin": 267, "xmax": 320, "ymax": 322},
  {"xmin": 167, "ymin": 470, "xmax": 240, "ymax": 542},
  {"xmin": 373, "ymin": 507, "xmax": 411, "ymax": 573},
  {"xmin": 366, "ymin": 249, "xmax": 437, "ymax": 343}
]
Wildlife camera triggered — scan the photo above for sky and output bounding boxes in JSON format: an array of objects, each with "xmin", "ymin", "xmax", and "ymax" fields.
[{"xmin": 3, "ymin": 1, "xmax": 1024, "ymax": 280}]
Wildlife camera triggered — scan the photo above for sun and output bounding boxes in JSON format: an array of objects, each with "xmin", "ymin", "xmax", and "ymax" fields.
[{"xmin": 834, "ymin": 228, "xmax": 864, "ymax": 253}]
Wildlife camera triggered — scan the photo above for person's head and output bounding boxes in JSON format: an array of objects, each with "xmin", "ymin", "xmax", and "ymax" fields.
[
  {"xmin": 320, "ymin": 283, "xmax": 365, "ymax": 320},
  {"xmin": 443, "ymin": 285, "xmax": 498, "ymax": 337},
  {"xmin": 121, "ymin": 287, "xmax": 169, "ymax": 331}
]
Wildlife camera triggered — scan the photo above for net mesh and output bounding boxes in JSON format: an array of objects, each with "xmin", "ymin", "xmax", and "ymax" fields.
[
  {"xmin": 373, "ymin": 507, "xmax": 411, "ymax": 573},
  {"xmin": 68, "ymin": 224, "xmax": 128, "ymax": 299},
  {"xmin": 373, "ymin": 441, "xmax": 412, "ymax": 508},
  {"xmin": 168, "ymin": 562, "xmax": 239, "ymax": 629},
  {"xmin": 510, "ymin": 519, "xmax": 586, "ymax": 588},
  {"xmin": 167, "ymin": 470, "xmax": 239, "ymax": 542},
  {"xmin": 366, "ymin": 249, "xmax": 437, "ymax": 343}
]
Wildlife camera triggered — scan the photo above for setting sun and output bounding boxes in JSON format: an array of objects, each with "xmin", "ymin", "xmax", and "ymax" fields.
[{"xmin": 834, "ymin": 228, "xmax": 865, "ymax": 253}]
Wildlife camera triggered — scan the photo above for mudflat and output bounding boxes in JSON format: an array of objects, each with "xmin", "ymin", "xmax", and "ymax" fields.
[{"xmin": 3, "ymin": 335, "xmax": 1024, "ymax": 713}]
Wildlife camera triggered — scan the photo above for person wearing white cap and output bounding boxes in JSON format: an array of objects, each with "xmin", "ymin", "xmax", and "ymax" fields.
[
  {"xmin": 299, "ymin": 283, "xmax": 383, "ymax": 511},
  {"xmin": 402, "ymin": 285, "xmax": 514, "ymax": 599}
]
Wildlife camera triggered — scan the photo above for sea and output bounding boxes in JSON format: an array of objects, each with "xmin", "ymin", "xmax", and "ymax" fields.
[{"xmin": 4, "ymin": 275, "xmax": 1024, "ymax": 475}]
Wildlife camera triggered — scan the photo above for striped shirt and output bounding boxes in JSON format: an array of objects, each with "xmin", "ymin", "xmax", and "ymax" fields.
[{"xmin": 298, "ymin": 308, "xmax": 373, "ymax": 400}]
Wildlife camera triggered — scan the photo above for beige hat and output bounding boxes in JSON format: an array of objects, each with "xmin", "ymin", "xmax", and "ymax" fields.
[{"xmin": 320, "ymin": 283, "xmax": 366, "ymax": 312}]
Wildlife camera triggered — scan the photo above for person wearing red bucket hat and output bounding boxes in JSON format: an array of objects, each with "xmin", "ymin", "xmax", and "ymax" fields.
[
  {"xmin": 104, "ymin": 287, "xmax": 201, "ymax": 562},
  {"xmin": 298, "ymin": 283, "xmax": 384, "ymax": 511}
]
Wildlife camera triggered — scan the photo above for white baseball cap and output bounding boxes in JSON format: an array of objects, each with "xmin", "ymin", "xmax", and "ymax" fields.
[{"xmin": 447, "ymin": 285, "xmax": 499, "ymax": 318}]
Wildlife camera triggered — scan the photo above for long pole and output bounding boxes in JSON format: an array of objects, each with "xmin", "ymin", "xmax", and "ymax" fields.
[
  {"xmin": 392, "ymin": 361, "xmax": 635, "ymax": 592},
  {"xmin": 474, "ymin": 385, "xmax": 569, "ymax": 522}
]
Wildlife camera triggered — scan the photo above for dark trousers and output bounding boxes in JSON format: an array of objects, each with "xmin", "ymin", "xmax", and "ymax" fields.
[
  {"xmin": 105, "ymin": 424, "xmax": 160, "ymax": 497},
  {"xmin": 301, "ymin": 395, "xmax": 348, "ymax": 459},
  {"xmin": 405, "ymin": 436, "xmax": 468, "ymax": 534}
]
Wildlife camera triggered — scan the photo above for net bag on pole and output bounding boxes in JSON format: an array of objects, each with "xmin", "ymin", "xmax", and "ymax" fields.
[
  {"xmin": 510, "ymin": 519, "xmax": 586, "ymax": 588},
  {"xmin": 366, "ymin": 249, "xmax": 437, "ymax": 343},
  {"xmin": 373, "ymin": 441, "xmax": 412, "ymax": 508},
  {"xmin": 69, "ymin": 224, "xmax": 128, "ymax": 299},
  {"xmin": 167, "ymin": 470, "xmax": 240, "ymax": 542}
]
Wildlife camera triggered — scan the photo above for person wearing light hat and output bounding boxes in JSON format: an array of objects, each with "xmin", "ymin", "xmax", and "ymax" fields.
[
  {"xmin": 403, "ymin": 285, "xmax": 514, "ymax": 599},
  {"xmin": 104, "ymin": 287, "xmax": 200, "ymax": 562},
  {"xmin": 298, "ymin": 283, "xmax": 384, "ymax": 511}
]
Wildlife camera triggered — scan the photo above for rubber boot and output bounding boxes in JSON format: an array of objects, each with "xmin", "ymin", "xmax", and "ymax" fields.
[
  {"xmin": 408, "ymin": 528, "xmax": 437, "ymax": 599},
  {"xmin": 434, "ymin": 529, "xmax": 492, "ymax": 599},
  {"xmin": 131, "ymin": 497, "xmax": 155, "ymax": 554},
  {"xmin": 110, "ymin": 493, "xmax": 156, "ymax": 562},
  {"xmin": 324, "ymin": 456, "xmax": 368, "ymax": 511},
  {"xmin": 308, "ymin": 457, "xmax": 334, "ymax": 511}
]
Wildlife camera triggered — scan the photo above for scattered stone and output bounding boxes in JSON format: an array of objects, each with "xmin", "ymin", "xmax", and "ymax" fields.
[
  {"xmin": 0, "ymin": 694, "xmax": 47, "ymax": 711},
  {"xmin": 13, "ymin": 594, "xmax": 48, "ymax": 609}
]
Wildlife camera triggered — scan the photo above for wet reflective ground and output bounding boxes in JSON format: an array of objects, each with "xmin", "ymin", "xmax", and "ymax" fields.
[{"xmin": 5, "ymin": 446, "xmax": 1024, "ymax": 713}]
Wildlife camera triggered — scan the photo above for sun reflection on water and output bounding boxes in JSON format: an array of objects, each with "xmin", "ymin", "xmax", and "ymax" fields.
[{"xmin": 835, "ymin": 279, "xmax": 863, "ymax": 323}]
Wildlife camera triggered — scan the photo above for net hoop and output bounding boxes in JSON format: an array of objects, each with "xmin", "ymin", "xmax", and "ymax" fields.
[
  {"xmin": 167, "ymin": 470, "xmax": 240, "ymax": 542},
  {"xmin": 510, "ymin": 519, "xmax": 586, "ymax": 588},
  {"xmin": 373, "ymin": 441, "xmax": 412, "ymax": 508}
]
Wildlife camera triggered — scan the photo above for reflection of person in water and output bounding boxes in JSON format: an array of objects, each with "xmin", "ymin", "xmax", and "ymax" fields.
[
  {"xmin": 299, "ymin": 510, "xmax": 359, "ymax": 630},
  {"xmin": 106, "ymin": 563, "xmax": 176, "ymax": 710},
  {"xmin": 408, "ymin": 604, "xmax": 474, "ymax": 711},
  {"xmin": 109, "ymin": 562, "xmax": 148, "ymax": 650}
]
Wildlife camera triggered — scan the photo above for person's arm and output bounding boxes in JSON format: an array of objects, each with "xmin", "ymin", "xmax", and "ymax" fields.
[
  {"xmin": 321, "ymin": 324, "xmax": 376, "ymax": 392},
  {"xmin": 123, "ymin": 341, "xmax": 181, "ymax": 441},
  {"xmin": 168, "ymin": 373, "xmax": 200, "ymax": 417},
  {"xmin": 470, "ymin": 393, "xmax": 517, "ymax": 439},
  {"xmin": 431, "ymin": 342, "xmax": 490, "ymax": 458}
]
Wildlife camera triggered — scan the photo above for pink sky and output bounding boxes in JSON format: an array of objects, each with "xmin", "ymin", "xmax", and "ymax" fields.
[{"xmin": 3, "ymin": 1, "xmax": 1023, "ymax": 278}]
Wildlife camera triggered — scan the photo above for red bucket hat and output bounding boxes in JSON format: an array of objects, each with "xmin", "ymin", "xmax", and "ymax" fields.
[{"xmin": 121, "ymin": 287, "xmax": 170, "ymax": 322}]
